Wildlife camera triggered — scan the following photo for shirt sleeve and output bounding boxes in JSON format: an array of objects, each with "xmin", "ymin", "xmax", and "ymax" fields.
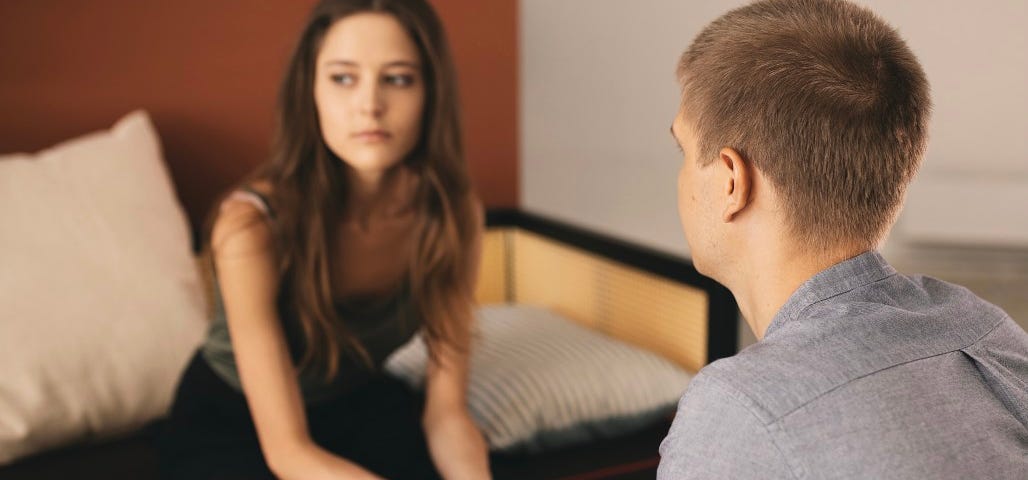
[{"xmin": 657, "ymin": 373, "xmax": 796, "ymax": 479}]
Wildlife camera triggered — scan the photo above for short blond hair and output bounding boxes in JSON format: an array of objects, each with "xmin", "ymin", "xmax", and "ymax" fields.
[{"xmin": 679, "ymin": 0, "xmax": 931, "ymax": 251}]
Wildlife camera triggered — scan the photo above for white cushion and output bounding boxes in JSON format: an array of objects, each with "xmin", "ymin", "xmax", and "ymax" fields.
[
  {"xmin": 0, "ymin": 111, "xmax": 207, "ymax": 464},
  {"xmin": 385, "ymin": 305, "xmax": 692, "ymax": 453}
]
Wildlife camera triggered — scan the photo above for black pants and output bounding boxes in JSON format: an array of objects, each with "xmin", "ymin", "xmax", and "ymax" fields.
[{"xmin": 158, "ymin": 352, "xmax": 440, "ymax": 480}]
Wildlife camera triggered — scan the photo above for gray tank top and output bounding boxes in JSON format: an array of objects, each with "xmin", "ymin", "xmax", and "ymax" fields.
[{"xmin": 199, "ymin": 188, "xmax": 421, "ymax": 404}]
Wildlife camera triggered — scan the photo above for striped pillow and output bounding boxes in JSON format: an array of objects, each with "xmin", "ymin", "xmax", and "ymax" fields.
[{"xmin": 384, "ymin": 305, "xmax": 692, "ymax": 453}]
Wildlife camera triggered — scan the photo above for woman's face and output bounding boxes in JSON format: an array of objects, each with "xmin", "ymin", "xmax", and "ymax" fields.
[{"xmin": 313, "ymin": 12, "xmax": 426, "ymax": 175}]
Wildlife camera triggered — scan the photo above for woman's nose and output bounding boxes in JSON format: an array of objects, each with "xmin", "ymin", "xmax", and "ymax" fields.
[{"xmin": 356, "ymin": 80, "xmax": 385, "ymax": 118}]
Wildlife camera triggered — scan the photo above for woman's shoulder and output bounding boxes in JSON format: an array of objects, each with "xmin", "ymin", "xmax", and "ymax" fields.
[{"xmin": 210, "ymin": 181, "xmax": 277, "ymax": 258}]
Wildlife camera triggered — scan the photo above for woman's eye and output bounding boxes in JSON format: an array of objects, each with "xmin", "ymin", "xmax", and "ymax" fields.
[
  {"xmin": 384, "ymin": 74, "xmax": 415, "ymax": 87},
  {"xmin": 330, "ymin": 73, "xmax": 356, "ymax": 86}
]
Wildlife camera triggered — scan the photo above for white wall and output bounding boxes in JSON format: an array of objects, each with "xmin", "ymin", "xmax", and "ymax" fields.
[
  {"xmin": 520, "ymin": 0, "xmax": 1028, "ymax": 257},
  {"xmin": 866, "ymin": 0, "xmax": 1028, "ymax": 248},
  {"xmin": 520, "ymin": 0, "xmax": 743, "ymax": 257},
  {"xmin": 520, "ymin": 0, "xmax": 1028, "ymax": 348}
]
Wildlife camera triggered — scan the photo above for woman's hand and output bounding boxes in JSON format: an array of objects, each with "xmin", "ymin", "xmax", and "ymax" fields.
[{"xmin": 270, "ymin": 440, "xmax": 386, "ymax": 480}]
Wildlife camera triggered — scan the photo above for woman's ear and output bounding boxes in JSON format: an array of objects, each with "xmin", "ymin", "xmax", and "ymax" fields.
[{"xmin": 718, "ymin": 147, "xmax": 752, "ymax": 222}]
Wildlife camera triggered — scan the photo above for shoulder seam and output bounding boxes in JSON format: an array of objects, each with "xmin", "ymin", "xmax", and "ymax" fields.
[
  {"xmin": 960, "ymin": 314, "xmax": 1011, "ymax": 354},
  {"xmin": 698, "ymin": 374, "xmax": 802, "ymax": 479},
  {"xmin": 772, "ymin": 314, "xmax": 1007, "ymax": 422},
  {"xmin": 788, "ymin": 271, "xmax": 898, "ymax": 326}
]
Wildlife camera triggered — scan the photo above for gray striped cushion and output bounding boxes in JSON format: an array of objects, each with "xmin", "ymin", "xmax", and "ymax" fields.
[{"xmin": 384, "ymin": 305, "xmax": 692, "ymax": 453}]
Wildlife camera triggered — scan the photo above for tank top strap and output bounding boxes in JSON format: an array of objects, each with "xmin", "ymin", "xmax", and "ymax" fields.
[{"xmin": 225, "ymin": 186, "xmax": 277, "ymax": 221}]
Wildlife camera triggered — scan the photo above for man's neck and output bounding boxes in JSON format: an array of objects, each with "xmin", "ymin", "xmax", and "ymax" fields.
[{"xmin": 731, "ymin": 240, "xmax": 867, "ymax": 340}]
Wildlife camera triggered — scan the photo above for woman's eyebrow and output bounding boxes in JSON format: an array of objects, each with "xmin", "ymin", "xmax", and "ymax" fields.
[
  {"xmin": 323, "ymin": 59, "xmax": 420, "ymax": 68},
  {"xmin": 382, "ymin": 60, "xmax": 420, "ymax": 69}
]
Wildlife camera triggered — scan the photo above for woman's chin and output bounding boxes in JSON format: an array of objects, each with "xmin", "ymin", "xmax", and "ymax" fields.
[{"xmin": 338, "ymin": 153, "xmax": 405, "ymax": 175}]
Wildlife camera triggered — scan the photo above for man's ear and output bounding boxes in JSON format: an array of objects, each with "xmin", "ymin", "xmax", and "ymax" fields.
[{"xmin": 718, "ymin": 147, "xmax": 752, "ymax": 222}]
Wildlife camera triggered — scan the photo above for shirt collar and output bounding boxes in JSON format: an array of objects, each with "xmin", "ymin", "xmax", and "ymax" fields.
[{"xmin": 764, "ymin": 250, "xmax": 896, "ymax": 338}]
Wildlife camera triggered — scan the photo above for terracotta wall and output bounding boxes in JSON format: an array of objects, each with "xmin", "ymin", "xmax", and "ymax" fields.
[{"xmin": 0, "ymin": 0, "xmax": 517, "ymax": 230}]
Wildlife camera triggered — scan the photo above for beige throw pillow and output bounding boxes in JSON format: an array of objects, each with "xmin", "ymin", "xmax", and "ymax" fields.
[{"xmin": 0, "ymin": 111, "xmax": 207, "ymax": 464}]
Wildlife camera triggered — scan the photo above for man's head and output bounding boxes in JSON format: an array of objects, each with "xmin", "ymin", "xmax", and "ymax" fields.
[{"xmin": 672, "ymin": 0, "xmax": 930, "ymax": 274}]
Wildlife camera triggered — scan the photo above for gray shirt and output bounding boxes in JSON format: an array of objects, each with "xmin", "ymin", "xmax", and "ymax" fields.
[{"xmin": 658, "ymin": 251, "xmax": 1028, "ymax": 479}]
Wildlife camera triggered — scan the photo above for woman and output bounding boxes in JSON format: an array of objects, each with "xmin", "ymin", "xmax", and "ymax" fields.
[{"xmin": 158, "ymin": 1, "xmax": 490, "ymax": 478}]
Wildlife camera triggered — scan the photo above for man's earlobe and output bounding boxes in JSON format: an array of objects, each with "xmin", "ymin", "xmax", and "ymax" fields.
[{"xmin": 720, "ymin": 147, "xmax": 751, "ymax": 222}]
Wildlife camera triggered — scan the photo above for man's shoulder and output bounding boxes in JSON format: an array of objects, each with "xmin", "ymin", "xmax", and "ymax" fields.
[
  {"xmin": 714, "ymin": 272, "xmax": 1014, "ymax": 421},
  {"xmin": 658, "ymin": 368, "xmax": 797, "ymax": 479},
  {"xmin": 687, "ymin": 338, "xmax": 835, "ymax": 425},
  {"xmin": 660, "ymin": 272, "xmax": 1027, "ymax": 479},
  {"xmin": 672, "ymin": 342, "xmax": 856, "ymax": 426},
  {"xmin": 673, "ymin": 365, "xmax": 765, "ymax": 420}
]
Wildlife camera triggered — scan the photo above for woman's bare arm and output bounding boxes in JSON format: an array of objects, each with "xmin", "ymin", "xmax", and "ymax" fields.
[
  {"xmin": 212, "ymin": 199, "xmax": 382, "ymax": 480},
  {"xmin": 422, "ymin": 199, "xmax": 491, "ymax": 480}
]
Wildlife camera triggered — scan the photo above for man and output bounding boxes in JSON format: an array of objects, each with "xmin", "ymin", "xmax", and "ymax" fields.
[{"xmin": 658, "ymin": 0, "xmax": 1028, "ymax": 478}]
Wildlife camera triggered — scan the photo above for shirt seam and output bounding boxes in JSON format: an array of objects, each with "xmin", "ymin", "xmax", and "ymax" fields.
[
  {"xmin": 771, "ymin": 314, "xmax": 1007, "ymax": 422},
  {"xmin": 785, "ymin": 270, "xmax": 898, "ymax": 326},
  {"xmin": 701, "ymin": 375, "xmax": 803, "ymax": 479}
]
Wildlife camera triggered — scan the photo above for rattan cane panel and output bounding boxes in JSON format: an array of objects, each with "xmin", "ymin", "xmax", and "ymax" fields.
[
  {"xmin": 510, "ymin": 230, "xmax": 602, "ymax": 330},
  {"xmin": 510, "ymin": 230, "xmax": 708, "ymax": 372},
  {"xmin": 596, "ymin": 272, "xmax": 708, "ymax": 373},
  {"xmin": 475, "ymin": 229, "xmax": 509, "ymax": 304}
]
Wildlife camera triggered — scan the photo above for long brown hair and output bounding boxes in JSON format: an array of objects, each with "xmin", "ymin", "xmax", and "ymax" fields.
[{"xmin": 214, "ymin": 0, "xmax": 475, "ymax": 381}]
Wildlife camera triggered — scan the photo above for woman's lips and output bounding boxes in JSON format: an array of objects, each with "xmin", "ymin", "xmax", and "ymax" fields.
[{"xmin": 352, "ymin": 130, "xmax": 391, "ymax": 142}]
